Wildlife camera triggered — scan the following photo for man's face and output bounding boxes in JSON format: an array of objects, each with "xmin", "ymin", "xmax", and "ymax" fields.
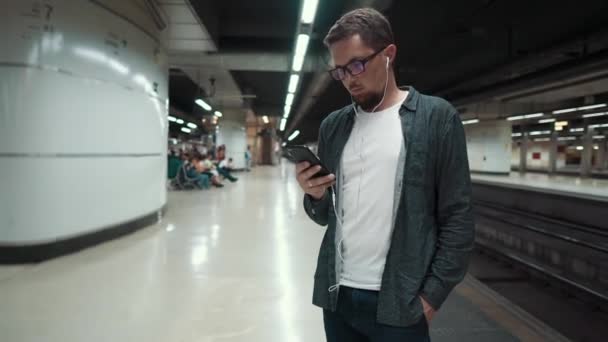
[{"xmin": 329, "ymin": 34, "xmax": 387, "ymax": 111}]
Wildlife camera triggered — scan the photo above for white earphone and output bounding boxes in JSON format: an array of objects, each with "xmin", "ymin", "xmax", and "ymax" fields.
[{"xmin": 386, "ymin": 56, "xmax": 389, "ymax": 68}]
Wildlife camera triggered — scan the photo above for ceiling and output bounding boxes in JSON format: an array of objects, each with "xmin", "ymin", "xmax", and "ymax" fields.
[{"xmin": 164, "ymin": 0, "xmax": 608, "ymax": 142}]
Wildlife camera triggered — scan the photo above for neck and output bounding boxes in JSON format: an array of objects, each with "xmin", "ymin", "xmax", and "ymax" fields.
[{"xmin": 372, "ymin": 74, "xmax": 406, "ymax": 112}]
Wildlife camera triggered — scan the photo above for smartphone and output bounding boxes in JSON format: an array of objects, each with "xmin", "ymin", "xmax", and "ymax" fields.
[{"xmin": 283, "ymin": 145, "xmax": 331, "ymax": 177}]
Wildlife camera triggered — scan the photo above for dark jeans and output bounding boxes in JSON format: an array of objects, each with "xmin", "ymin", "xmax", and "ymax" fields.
[{"xmin": 323, "ymin": 286, "xmax": 430, "ymax": 342}]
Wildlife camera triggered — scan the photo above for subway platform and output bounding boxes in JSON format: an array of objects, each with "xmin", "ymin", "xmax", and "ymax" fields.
[{"xmin": 0, "ymin": 165, "xmax": 568, "ymax": 341}]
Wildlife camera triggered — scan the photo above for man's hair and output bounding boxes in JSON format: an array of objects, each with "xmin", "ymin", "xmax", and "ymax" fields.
[{"xmin": 323, "ymin": 8, "xmax": 394, "ymax": 51}]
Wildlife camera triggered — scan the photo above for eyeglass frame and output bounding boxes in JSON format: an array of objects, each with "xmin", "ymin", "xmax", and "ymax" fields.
[{"xmin": 327, "ymin": 47, "xmax": 388, "ymax": 81}]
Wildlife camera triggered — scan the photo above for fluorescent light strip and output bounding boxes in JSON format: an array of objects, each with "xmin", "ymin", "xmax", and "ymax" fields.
[
  {"xmin": 578, "ymin": 103, "xmax": 606, "ymax": 111},
  {"xmin": 589, "ymin": 123, "xmax": 608, "ymax": 129},
  {"xmin": 529, "ymin": 130, "xmax": 552, "ymax": 136},
  {"xmin": 539, "ymin": 118, "xmax": 555, "ymax": 123},
  {"xmin": 292, "ymin": 34, "xmax": 310, "ymax": 72},
  {"xmin": 288, "ymin": 130, "xmax": 300, "ymax": 141},
  {"xmin": 168, "ymin": 116, "xmax": 177, "ymax": 122},
  {"xmin": 582, "ymin": 112, "xmax": 608, "ymax": 118},
  {"xmin": 534, "ymin": 138, "xmax": 551, "ymax": 142},
  {"xmin": 506, "ymin": 112, "xmax": 544, "ymax": 121},
  {"xmin": 284, "ymin": 105, "xmax": 291, "ymax": 118},
  {"xmin": 263, "ymin": 116, "xmax": 269, "ymax": 124},
  {"xmin": 214, "ymin": 111, "xmax": 223, "ymax": 117},
  {"xmin": 176, "ymin": 119, "xmax": 184, "ymax": 124},
  {"xmin": 553, "ymin": 103, "xmax": 607, "ymax": 115},
  {"xmin": 576, "ymin": 146, "xmax": 584, "ymax": 151},
  {"xmin": 569, "ymin": 128, "xmax": 584, "ymax": 133},
  {"xmin": 558, "ymin": 136, "xmax": 577, "ymax": 141},
  {"xmin": 181, "ymin": 127, "xmax": 192, "ymax": 133},
  {"xmin": 512, "ymin": 133, "xmax": 522, "ymax": 137},
  {"xmin": 300, "ymin": 0, "xmax": 319, "ymax": 24},
  {"xmin": 288, "ymin": 74, "xmax": 300, "ymax": 93},
  {"xmin": 285, "ymin": 93, "xmax": 295, "ymax": 106},
  {"xmin": 462, "ymin": 119, "xmax": 479, "ymax": 125},
  {"xmin": 280, "ymin": 118, "xmax": 287, "ymax": 131},
  {"xmin": 593, "ymin": 135, "xmax": 605, "ymax": 139},
  {"xmin": 195, "ymin": 99, "xmax": 212, "ymax": 111},
  {"xmin": 553, "ymin": 108, "xmax": 577, "ymax": 114},
  {"xmin": 187, "ymin": 122, "xmax": 197, "ymax": 129},
  {"xmin": 524, "ymin": 113, "xmax": 544, "ymax": 119}
]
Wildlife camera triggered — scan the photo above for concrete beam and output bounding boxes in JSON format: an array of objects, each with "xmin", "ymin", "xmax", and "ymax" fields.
[{"xmin": 169, "ymin": 51, "xmax": 324, "ymax": 72}]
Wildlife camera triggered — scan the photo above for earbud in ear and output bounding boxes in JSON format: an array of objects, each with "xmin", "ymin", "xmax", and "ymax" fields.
[{"xmin": 386, "ymin": 57, "xmax": 389, "ymax": 68}]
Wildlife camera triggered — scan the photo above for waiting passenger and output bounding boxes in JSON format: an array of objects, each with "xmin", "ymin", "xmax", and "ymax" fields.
[
  {"xmin": 185, "ymin": 156, "xmax": 210, "ymax": 189},
  {"xmin": 200, "ymin": 154, "xmax": 225, "ymax": 188},
  {"xmin": 218, "ymin": 158, "xmax": 238, "ymax": 182}
]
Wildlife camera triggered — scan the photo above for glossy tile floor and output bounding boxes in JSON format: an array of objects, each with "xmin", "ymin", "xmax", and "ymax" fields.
[
  {"xmin": 0, "ymin": 164, "xmax": 326, "ymax": 341},
  {"xmin": 0, "ymin": 164, "xmax": 564, "ymax": 341},
  {"xmin": 472, "ymin": 172, "xmax": 608, "ymax": 200}
]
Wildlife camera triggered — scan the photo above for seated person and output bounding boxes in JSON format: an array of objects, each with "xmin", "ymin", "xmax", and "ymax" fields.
[
  {"xmin": 185, "ymin": 156, "xmax": 210, "ymax": 189},
  {"xmin": 218, "ymin": 158, "xmax": 238, "ymax": 182},
  {"xmin": 199, "ymin": 154, "xmax": 225, "ymax": 188}
]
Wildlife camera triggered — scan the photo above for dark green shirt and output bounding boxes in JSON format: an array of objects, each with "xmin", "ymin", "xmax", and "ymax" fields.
[{"xmin": 304, "ymin": 86, "xmax": 475, "ymax": 327}]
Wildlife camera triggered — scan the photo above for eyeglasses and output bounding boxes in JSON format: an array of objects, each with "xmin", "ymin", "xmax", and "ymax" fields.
[{"xmin": 328, "ymin": 47, "xmax": 387, "ymax": 81}]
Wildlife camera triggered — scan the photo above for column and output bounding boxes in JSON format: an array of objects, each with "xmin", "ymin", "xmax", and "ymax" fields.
[
  {"xmin": 581, "ymin": 129, "xmax": 594, "ymax": 178},
  {"xmin": 548, "ymin": 131, "xmax": 558, "ymax": 174},
  {"xmin": 519, "ymin": 133, "xmax": 528, "ymax": 174}
]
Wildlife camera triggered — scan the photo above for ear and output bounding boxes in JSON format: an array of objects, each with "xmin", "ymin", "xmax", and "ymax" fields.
[{"xmin": 384, "ymin": 44, "xmax": 397, "ymax": 66}]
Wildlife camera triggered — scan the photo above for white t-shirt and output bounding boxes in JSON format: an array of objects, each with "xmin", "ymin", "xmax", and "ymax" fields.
[{"xmin": 339, "ymin": 96, "xmax": 406, "ymax": 290}]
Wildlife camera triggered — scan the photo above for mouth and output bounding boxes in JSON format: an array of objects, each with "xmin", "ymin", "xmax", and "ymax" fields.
[{"xmin": 350, "ymin": 87, "xmax": 364, "ymax": 94}]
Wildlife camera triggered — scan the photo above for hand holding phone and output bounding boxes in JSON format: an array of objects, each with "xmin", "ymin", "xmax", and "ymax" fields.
[{"xmin": 285, "ymin": 145, "xmax": 335, "ymax": 199}]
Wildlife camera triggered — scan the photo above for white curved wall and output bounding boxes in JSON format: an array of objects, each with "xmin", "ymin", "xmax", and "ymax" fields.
[{"xmin": 0, "ymin": 0, "xmax": 168, "ymax": 244}]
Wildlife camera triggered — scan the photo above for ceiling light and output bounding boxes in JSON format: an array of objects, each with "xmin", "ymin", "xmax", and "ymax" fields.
[
  {"xmin": 594, "ymin": 145, "xmax": 599, "ymax": 150},
  {"xmin": 593, "ymin": 135, "xmax": 606, "ymax": 139},
  {"xmin": 553, "ymin": 108, "xmax": 577, "ymax": 115},
  {"xmin": 263, "ymin": 116, "xmax": 269, "ymax": 124},
  {"xmin": 529, "ymin": 130, "xmax": 551, "ymax": 136},
  {"xmin": 507, "ymin": 115, "xmax": 524, "ymax": 121},
  {"xmin": 300, "ymin": 0, "xmax": 319, "ymax": 24},
  {"xmin": 582, "ymin": 112, "xmax": 608, "ymax": 118},
  {"xmin": 555, "ymin": 121, "xmax": 568, "ymax": 126},
  {"xmin": 187, "ymin": 122, "xmax": 197, "ymax": 129},
  {"xmin": 462, "ymin": 119, "xmax": 479, "ymax": 125},
  {"xmin": 280, "ymin": 118, "xmax": 287, "ymax": 131},
  {"xmin": 511, "ymin": 133, "xmax": 523, "ymax": 137},
  {"xmin": 578, "ymin": 103, "xmax": 606, "ymax": 111},
  {"xmin": 576, "ymin": 146, "xmax": 584, "ymax": 151},
  {"xmin": 288, "ymin": 130, "xmax": 300, "ymax": 141},
  {"xmin": 539, "ymin": 118, "xmax": 555, "ymax": 123},
  {"xmin": 168, "ymin": 116, "xmax": 177, "ymax": 122},
  {"xmin": 181, "ymin": 127, "xmax": 192, "ymax": 133},
  {"xmin": 569, "ymin": 128, "xmax": 584, "ymax": 133},
  {"xmin": 176, "ymin": 119, "xmax": 184, "ymax": 124},
  {"xmin": 214, "ymin": 111, "xmax": 223, "ymax": 117},
  {"xmin": 284, "ymin": 105, "xmax": 291, "ymax": 118},
  {"xmin": 288, "ymin": 74, "xmax": 300, "ymax": 93},
  {"xmin": 195, "ymin": 99, "xmax": 212, "ymax": 111},
  {"xmin": 285, "ymin": 93, "xmax": 295, "ymax": 106},
  {"xmin": 534, "ymin": 138, "xmax": 550, "ymax": 142},
  {"xmin": 524, "ymin": 113, "xmax": 544, "ymax": 119},
  {"xmin": 292, "ymin": 34, "xmax": 310, "ymax": 72},
  {"xmin": 558, "ymin": 136, "xmax": 577, "ymax": 141}
]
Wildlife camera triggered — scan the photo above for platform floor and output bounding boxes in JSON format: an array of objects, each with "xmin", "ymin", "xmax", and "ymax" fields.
[
  {"xmin": 472, "ymin": 172, "xmax": 608, "ymax": 201},
  {"xmin": 0, "ymin": 165, "xmax": 566, "ymax": 341}
]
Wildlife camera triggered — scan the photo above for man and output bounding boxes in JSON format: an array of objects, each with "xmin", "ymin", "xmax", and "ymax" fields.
[
  {"xmin": 218, "ymin": 157, "xmax": 238, "ymax": 182},
  {"xmin": 296, "ymin": 8, "xmax": 474, "ymax": 342},
  {"xmin": 245, "ymin": 145, "xmax": 252, "ymax": 171}
]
